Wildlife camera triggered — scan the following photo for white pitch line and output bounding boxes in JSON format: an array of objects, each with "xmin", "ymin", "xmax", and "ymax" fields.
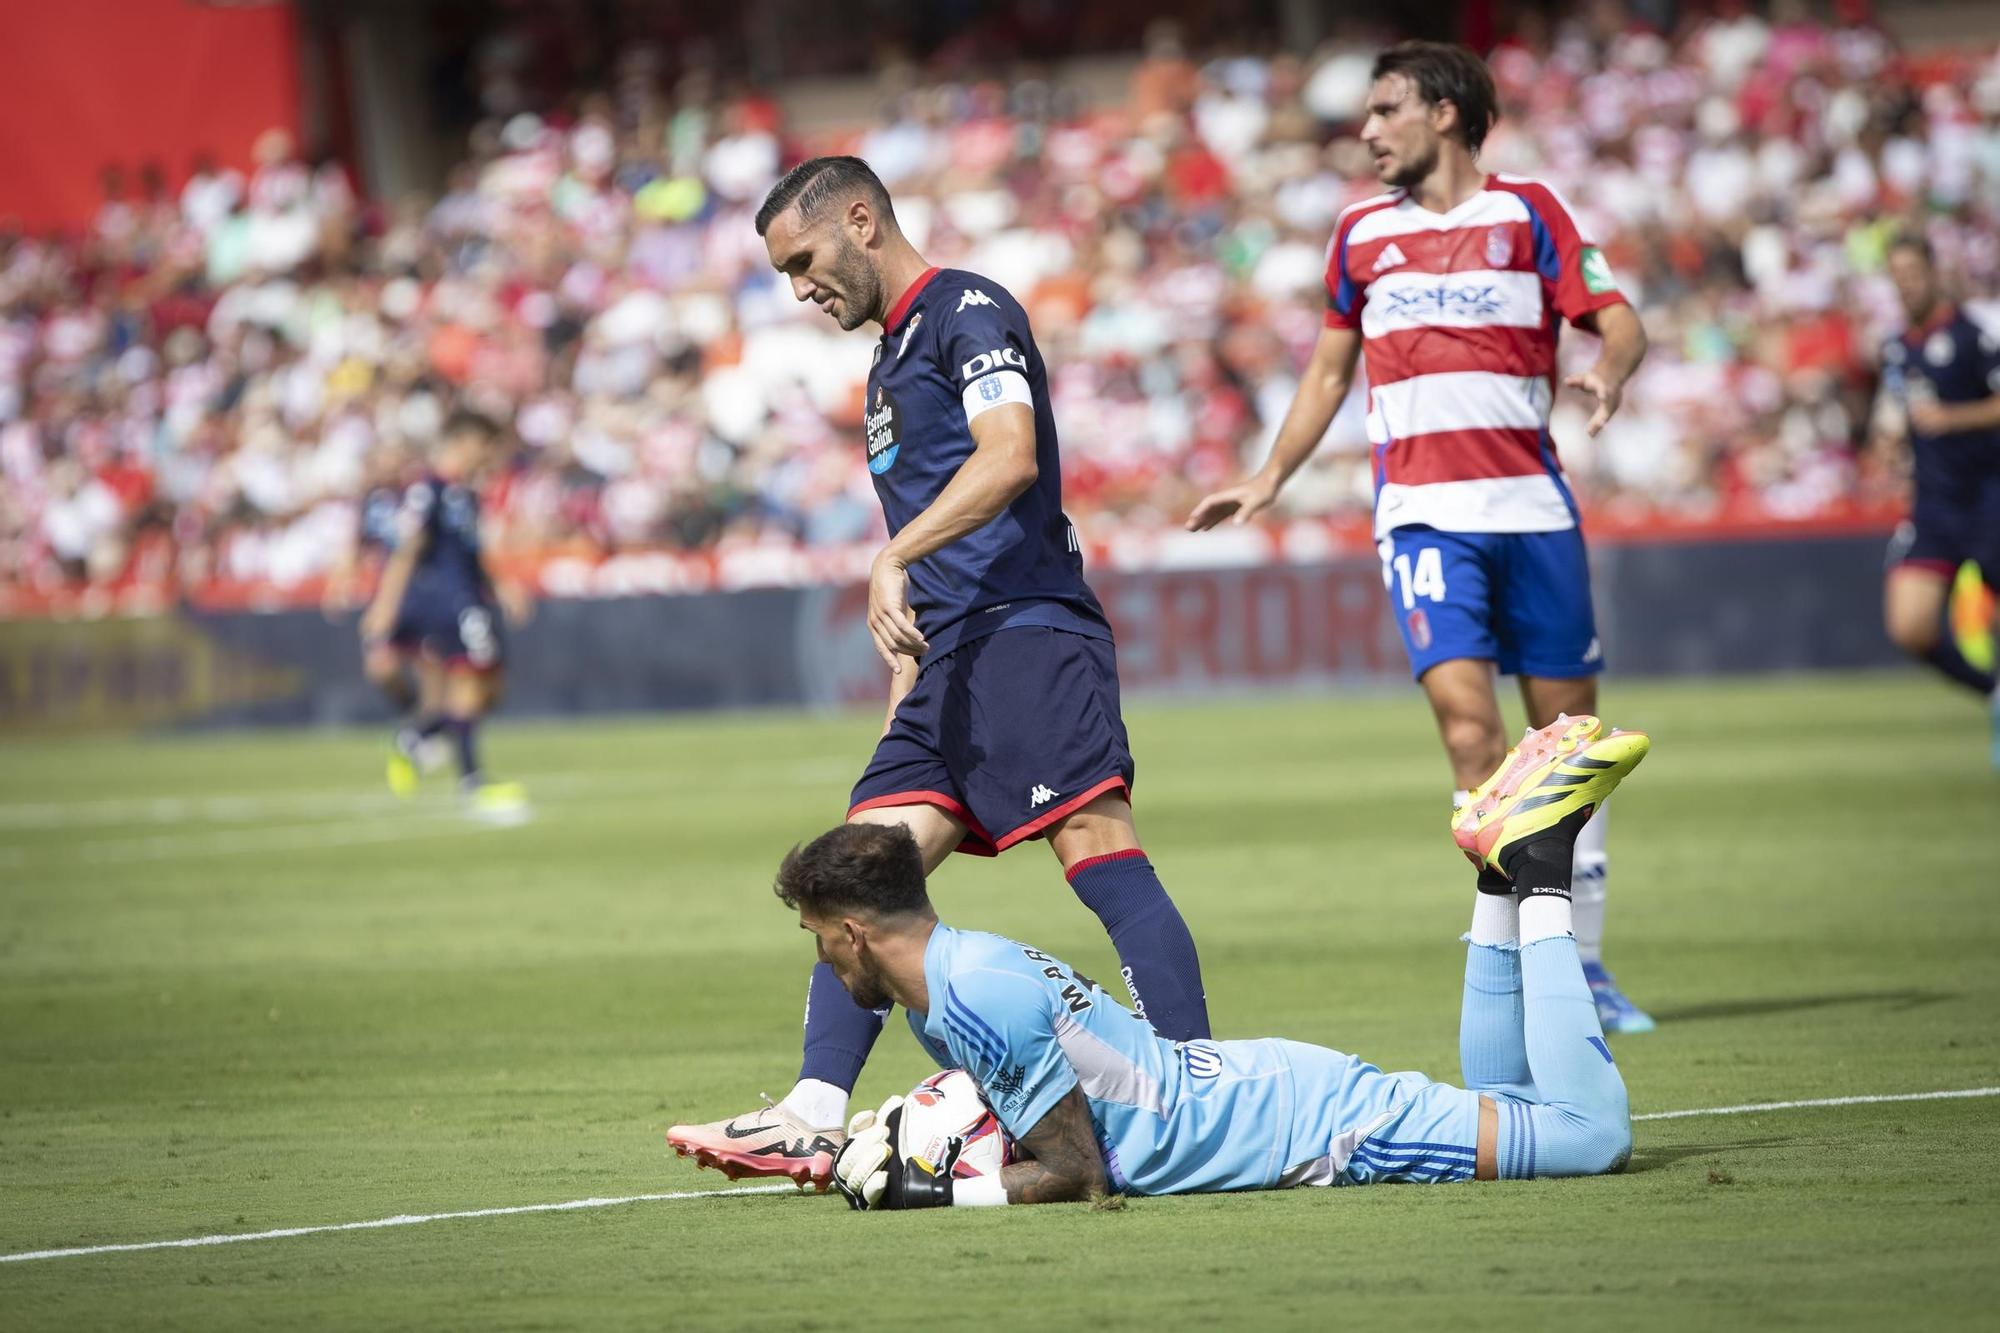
[
  {"xmin": 73, "ymin": 813, "xmax": 505, "ymax": 865},
  {"xmin": 1631, "ymin": 1085, "xmax": 2000, "ymax": 1121},
  {"xmin": 0, "ymin": 1184, "xmax": 799, "ymax": 1265},
  {"xmin": 2, "ymin": 1086, "xmax": 1996, "ymax": 1266}
]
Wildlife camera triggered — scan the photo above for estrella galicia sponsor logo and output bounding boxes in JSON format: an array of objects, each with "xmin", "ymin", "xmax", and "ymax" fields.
[
  {"xmin": 865, "ymin": 386, "xmax": 902, "ymax": 474},
  {"xmin": 959, "ymin": 346, "xmax": 1027, "ymax": 381},
  {"xmin": 1382, "ymin": 283, "xmax": 1508, "ymax": 321},
  {"xmin": 1179, "ymin": 1042, "xmax": 1223, "ymax": 1079},
  {"xmin": 987, "ymin": 1062, "xmax": 1029, "ymax": 1111},
  {"xmin": 1580, "ymin": 246, "xmax": 1617, "ymax": 295}
]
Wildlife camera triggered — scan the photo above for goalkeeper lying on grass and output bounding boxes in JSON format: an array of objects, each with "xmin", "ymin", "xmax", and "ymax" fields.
[{"xmin": 771, "ymin": 716, "xmax": 1649, "ymax": 1209}]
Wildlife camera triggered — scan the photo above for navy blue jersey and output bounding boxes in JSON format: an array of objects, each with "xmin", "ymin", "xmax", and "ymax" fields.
[
  {"xmin": 865, "ymin": 267, "xmax": 1110, "ymax": 662},
  {"xmin": 358, "ymin": 485, "xmax": 403, "ymax": 552},
  {"xmin": 1880, "ymin": 303, "xmax": 2000, "ymax": 497},
  {"xmin": 398, "ymin": 475, "xmax": 489, "ymax": 606}
]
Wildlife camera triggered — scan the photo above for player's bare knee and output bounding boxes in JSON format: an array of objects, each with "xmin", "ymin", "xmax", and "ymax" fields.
[{"xmin": 1884, "ymin": 613, "xmax": 1939, "ymax": 657}]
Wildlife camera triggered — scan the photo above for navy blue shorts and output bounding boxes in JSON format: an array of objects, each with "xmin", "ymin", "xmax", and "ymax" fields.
[
  {"xmin": 1888, "ymin": 479, "xmax": 2000, "ymax": 588},
  {"xmin": 386, "ymin": 595, "xmax": 506, "ymax": 672},
  {"xmin": 849, "ymin": 626, "xmax": 1134, "ymax": 857},
  {"xmin": 1377, "ymin": 526, "xmax": 1602, "ymax": 681}
]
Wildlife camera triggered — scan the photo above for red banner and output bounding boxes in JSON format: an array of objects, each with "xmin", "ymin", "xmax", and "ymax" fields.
[{"xmin": 0, "ymin": 0, "xmax": 299, "ymax": 233}]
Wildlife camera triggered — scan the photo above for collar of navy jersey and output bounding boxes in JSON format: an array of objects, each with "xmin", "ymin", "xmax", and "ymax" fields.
[
  {"xmin": 1906, "ymin": 301, "xmax": 1957, "ymax": 342},
  {"xmin": 883, "ymin": 266, "xmax": 942, "ymax": 336}
]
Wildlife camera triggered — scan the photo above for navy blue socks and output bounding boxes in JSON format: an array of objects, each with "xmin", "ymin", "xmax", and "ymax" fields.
[{"xmin": 1065, "ymin": 849, "xmax": 1211, "ymax": 1041}]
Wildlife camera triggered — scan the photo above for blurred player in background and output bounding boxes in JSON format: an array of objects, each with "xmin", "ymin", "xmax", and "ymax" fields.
[
  {"xmin": 1187, "ymin": 42, "xmax": 1656, "ymax": 1031},
  {"xmin": 668, "ymin": 157, "xmax": 1211, "ymax": 1187},
  {"xmin": 360, "ymin": 410, "xmax": 530, "ymax": 818},
  {"xmin": 328, "ymin": 442, "xmax": 451, "ymax": 782},
  {"xmin": 1872, "ymin": 234, "xmax": 2000, "ymax": 767}
]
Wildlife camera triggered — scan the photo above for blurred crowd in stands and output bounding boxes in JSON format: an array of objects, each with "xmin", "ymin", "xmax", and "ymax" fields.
[{"xmin": 5, "ymin": 1, "xmax": 2000, "ymax": 596}]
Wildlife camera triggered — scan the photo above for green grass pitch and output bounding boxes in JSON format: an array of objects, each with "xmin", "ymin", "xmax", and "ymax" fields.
[{"xmin": 2, "ymin": 672, "xmax": 1996, "ymax": 1330}]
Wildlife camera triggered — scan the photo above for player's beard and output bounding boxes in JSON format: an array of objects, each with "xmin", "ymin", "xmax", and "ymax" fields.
[
  {"xmin": 841, "ymin": 962, "xmax": 892, "ymax": 1010},
  {"xmin": 828, "ymin": 234, "xmax": 882, "ymax": 332},
  {"xmin": 1381, "ymin": 137, "xmax": 1441, "ymax": 190}
]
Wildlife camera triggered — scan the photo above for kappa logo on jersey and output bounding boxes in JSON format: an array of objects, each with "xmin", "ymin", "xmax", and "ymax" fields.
[
  {"xmin": 1580, "ymin": 246, "xmax": 1617, "ymax": 295},
  {"xmin": 1371, "ymin": 242, "xmax": 1408, "ymax": 274},
  {"xmin": 957, "ymin": 289, "xmax": 996, "ymax": 313},
  {"xmin": 960, "ymin": 346, "xmax": 1027, "ymax": 381},
  {"xmin": 896, "ymin": 311, "xmax": 923, "ymax": 361},
  {"xmin": 865, "ymin": 386, "xmax": 903, "ymax": 474},
  {"xmin": 1382, "ymin": 283, "xmax": 1508, "ymax": 320},
  {"xmin": 1028, "ymin": 783, "xmax": 1059, "ymax": 807}
]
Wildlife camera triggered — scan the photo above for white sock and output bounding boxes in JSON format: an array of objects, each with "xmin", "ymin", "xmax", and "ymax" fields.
[
  {"xmin": 1452, "ymin": 788, "xmax": 1472, "ymax": 811},
  {"xmin": 1572, "ymin": 805, "xmax": 1608, "ymax": 965},
  {"xmin": 781, "ymin": 1078, "xmax": 849, "ymax": 1129},
  {"xmin": 1468, "ymin": 892, "xmax": 1519, "ymax": 946},
  {"xmin": 1519, "ymin": 894, "xmax": 1573, "ymax": 946}
]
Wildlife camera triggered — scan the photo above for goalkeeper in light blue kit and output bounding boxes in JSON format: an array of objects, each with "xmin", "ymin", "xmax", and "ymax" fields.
[{"xmin": 777, "ymin": 716, "xmax": 1646, "ymax": 1208}]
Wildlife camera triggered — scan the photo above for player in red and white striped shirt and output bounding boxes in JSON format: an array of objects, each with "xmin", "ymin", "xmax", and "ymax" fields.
[{"xmin": 1189, "ymin": 41, "xmax": 1655, "ymax": 1032}]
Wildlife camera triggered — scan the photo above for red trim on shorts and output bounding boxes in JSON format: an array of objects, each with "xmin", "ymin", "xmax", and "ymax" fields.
[
  {"xmin": 847, "ymin": 789, "xmax": 1000, "ymax": 857},
  {"xmin": 883, "ymin": 267, "xmax": 940, "ymax": 334},
  {"xmin": 1892, "ymin": 558, "xmax": 1959, "ymax": 577},
  {"xmin": 1064, "ymin": 847, "xmax": 1147, "ymax": 881},
  {"xmin": 992, "ymin": 775, "xmax": 1131, "ymax": 853}
]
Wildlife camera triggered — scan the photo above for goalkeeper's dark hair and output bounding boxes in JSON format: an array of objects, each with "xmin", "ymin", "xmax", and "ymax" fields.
[
  {"xmin": 774, "ymin": 822, "xmax": 932, "ymax": 920},
  {"xmin": 1371, "ymin": 40, "xmax": 1498, "ymax": 157},
  {"xmin": 755, "ymin": 156, "xmax": 897, "ymax": 238}
]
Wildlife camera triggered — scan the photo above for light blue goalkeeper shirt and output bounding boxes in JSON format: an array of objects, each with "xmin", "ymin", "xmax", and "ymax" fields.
[{"xmin": 907, "ymin": 925, "xmax": 1475, "ymax": 1194}]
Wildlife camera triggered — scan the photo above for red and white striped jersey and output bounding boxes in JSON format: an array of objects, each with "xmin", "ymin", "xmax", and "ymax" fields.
[{"xmin": 1323, "ymin": 174, "xmax": 1627, "ymax": 537}]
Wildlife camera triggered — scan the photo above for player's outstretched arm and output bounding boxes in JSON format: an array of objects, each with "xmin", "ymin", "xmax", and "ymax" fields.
[
  {"xmin": 1565, "ymin": 302, "xmax": 1648, "ymax": 437},
  {"xmin": 1002, "ymin": 1084, "xmax": 1109, "ymax": 1205},
  {"xmin": 1186, "ymin": 325, "xmax": 1361, "ymax": 530}
]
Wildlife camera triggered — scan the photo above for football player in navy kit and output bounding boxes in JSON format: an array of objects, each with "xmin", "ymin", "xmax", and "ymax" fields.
[
  {"xmin": 360, "ymin": 410, "xmax": 529, "ymax": 816},
  {"xmin": 667, "ymin": 157, "xmax": 1213, "ymax": 1188},
  {"xmin": 1873, "ymin": 235, "xmax": 2000, "ymax": 763}
]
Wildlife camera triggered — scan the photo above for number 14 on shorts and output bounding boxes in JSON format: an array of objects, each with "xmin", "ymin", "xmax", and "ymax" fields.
[{"xmin": 1387, "ymin": 546, "xmax": 1446, "ymax": 610}]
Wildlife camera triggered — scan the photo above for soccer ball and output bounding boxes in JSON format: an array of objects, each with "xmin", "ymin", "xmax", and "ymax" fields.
[{"xmin": 895, "ymin": 1069, "xmax": 1016, "ymax": 1180}]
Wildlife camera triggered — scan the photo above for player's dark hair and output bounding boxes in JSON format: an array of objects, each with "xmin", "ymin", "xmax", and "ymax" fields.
[
  {"xmin": 1887, "ymin": 232, "xmax": 1934, "ymax": 266},
  {"xmin": 1371, "ymin": 40, "xmax": 1499, "ymax": 157},
  {"xmin": 774, "ymin": 823, "xmax": 931, "ymax": 920},
  {"xmin": 442, "ymin": 408, "xmax": 502, "ymax": 441},
  {"xmin": 754, "ymin": 156, "xmax": 897, "ymax": 238}
]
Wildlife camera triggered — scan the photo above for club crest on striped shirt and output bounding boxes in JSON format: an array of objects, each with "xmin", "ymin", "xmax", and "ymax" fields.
[{"xmin": 1485, "ymin": 227, "xmax": 1511, "ymax": 267}]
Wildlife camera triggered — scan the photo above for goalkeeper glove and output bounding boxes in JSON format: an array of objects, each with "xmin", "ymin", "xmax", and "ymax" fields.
[{"xmin": 831, "ymin": 1096, "xmax": 963, "ymax": 1211}]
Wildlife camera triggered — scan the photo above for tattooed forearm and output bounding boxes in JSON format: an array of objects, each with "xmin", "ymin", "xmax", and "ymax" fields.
[{"xmin": 1003, "ymin": 1085, "xmax": 1108, "ymax": 1204}]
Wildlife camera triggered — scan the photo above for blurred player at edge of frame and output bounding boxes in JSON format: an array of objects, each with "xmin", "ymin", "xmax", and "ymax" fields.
[
  {"xmin": 359, "ymin": 409, "xmax": 531, "ymax": 820},
  {"xmin": 666, "ymin": 156, "xmax": 1212, "ymax": 1188},
  {"xmin": 1187, "ymin": 41, "xmax": 1655, "ymax": 1031},
  {"xmin": 1871, "ymin": 233, "xmax": 2000, "ymax": 769}
]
